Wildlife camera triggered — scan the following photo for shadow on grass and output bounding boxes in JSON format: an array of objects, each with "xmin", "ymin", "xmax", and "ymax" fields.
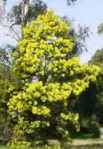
[{"xmin": 71, "ymin": 132, "xmax": 99, "ymax": 139}]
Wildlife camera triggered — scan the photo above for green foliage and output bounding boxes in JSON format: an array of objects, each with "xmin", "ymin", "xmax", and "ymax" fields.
[
  {"xmin": 8, "ymin": 140, "xmax": 61, "ymax": 149},
  {"xmin": 0, "ymin": 49, "xmax": 22, "ymax": 143},
  {"xmin": 72, "ymin": 82, "xmax": 99, "ymax": 136},
  {"xmin": 89, "ymin": 49, "xmax": 103, "ymax": 124},
  {"xmin": 89, "ymin": 49, "xmax": 103, "ymax": 67},
  {"xmin": 73, "ymin": 83, "xmax": 97, "ymax": 117},
  {"xmin": 8, "ymin": 10, "xmax": 99, "ymax": 144},
  {"xmin": 8, "ymin": 0, "xmax": 47, "ymax": 25},
  {"xmin": 98, "ymin": 23, "xmax": 103, "ymax": 34},
  {"xmin": 80, "ymin": 116, "xmax": 100, "ymax": 138},
  {"xmin": 0, "ymin": 49, "xmax": 13, "ymax": 143},
  {"xmin": 8, "ymin": 140, "xmax": 31, "ymax": 149}
]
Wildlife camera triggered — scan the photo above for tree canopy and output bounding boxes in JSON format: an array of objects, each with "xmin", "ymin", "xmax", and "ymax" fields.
[
  {"xmin": 0, "ymin": 49, "xmax": 18, "ymax": 143},
  {"xmin": 89, "ymin": 49, "xmax": 103, "ymax": 123},
  {"xmin": 8, "ymin": 11, "xmax": 99, "ymax": 147},
  {"xmin": 8, "ymin": 0, "xmax": 47, "ymax": 25},
  {"xmin": 67, "ymin": 0, "xmax": 78, "ymax": 5},
  {"xmin": 89, "ymin": 49, "xmax": 103, "ymax": 67},
  {"xmin": 8, "ymin": 0, "xmax": 80, "ymax": 26}
]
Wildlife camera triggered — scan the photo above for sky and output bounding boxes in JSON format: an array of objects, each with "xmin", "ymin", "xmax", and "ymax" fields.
[
  {"xmin": 1, "ymin": 0, "xmax": 103, "ymax": 62},
  {"xmin": 43, "ymin": 0, "xmax": 103, "ymax": 62}
]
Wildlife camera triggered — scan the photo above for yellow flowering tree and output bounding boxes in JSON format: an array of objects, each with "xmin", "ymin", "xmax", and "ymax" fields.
[{"xmin": 8, "ymin": 11, "xmax": 99, "ymax": 142}]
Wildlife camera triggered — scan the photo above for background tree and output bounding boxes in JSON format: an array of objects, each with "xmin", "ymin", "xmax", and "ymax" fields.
[
  {"xmin": 0, "ymin": 48, "xmax": 18, "ymax": 143},
  {"xmin": 67, "ymin": 0, "xmax": 78, "ymax": 5},
  {"xmin": 89, "ymin": 49, "xmax": 103, "ymax": 124},
  {"xmin": 8, "ymin": 11, "xmax": 99, "ymax": 147},
  {"xmin": 98, "ymin": 23, "xmax": 103, "ymax": 34},
  {"xmin": 8, "ymin": 0, "xmax": 47, "ymax": 26},
  {"xmin": 0, "ymin": 45, "xmax": 24, "ymax": 144}
]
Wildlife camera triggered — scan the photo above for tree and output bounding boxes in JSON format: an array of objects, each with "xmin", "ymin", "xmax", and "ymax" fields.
[
  {"xmin": 8, "ymin": 0, "xmax": 47, "ymax": 25},
  {"xmin": 8, "ymin": 11, "xmax": 99, "ymax": 146},
  {"xmin": 98, "ymin": 23, "xmax": 103, "ymax": 34},
  {"xmin": 67, "ymin": 0, "xmax": 78, "ymax": 5},
  {"xmin": 0, "ymin": 47, "xmax": 24, "ymax": 144},
  {"xmin": 89, "ymin": 49, "xmax": 103, "ymax": 124},
  {"xmin": 89, "ymin": 49, "xmax": 103, "ymax": 67},
  {"xmin": 6, "ymin": 0, "xmax": 79, "ymax": 25},
  {"xmin": 0, "ymin": 49, "xmax": 18, "ymax": 143}
]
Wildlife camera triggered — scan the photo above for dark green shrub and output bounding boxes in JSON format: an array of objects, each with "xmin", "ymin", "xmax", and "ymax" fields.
[{"xmin": 80, "ymin": 117, "xmax": 100, "ymax": 138}]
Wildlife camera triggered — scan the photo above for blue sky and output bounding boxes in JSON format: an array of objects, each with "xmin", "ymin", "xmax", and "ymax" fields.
[
  {"xmin": 43, "ymin": 0, "xmax": 103, "ymax": 62},
  {"xmin": 4, "ymin": 0, "xmax": 103, "ymax": 62}
]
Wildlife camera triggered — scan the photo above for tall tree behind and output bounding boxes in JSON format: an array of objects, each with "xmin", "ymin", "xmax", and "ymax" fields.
[
  {"xmin": 0, "ymin": 0, "xmax": 6, "ymax": 19},
  {"xmin": 89, "ymin": 49, "xmax": 103, "ymax": 124},
  {"xmin": 8, "ymin": 0, "xmax": 47, "ymax": 26},
  {"xmin": 0, "ymin": 48, "xmax": 18, "ymax": 143},
  {"xmin": 67, "ymin": 0, "xmax": 78, "ymax": 5}
]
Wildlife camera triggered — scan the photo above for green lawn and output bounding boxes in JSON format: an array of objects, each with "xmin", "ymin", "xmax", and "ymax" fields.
[{"xmin": 0, "ymin": 145, "xmax": 8, "ymax": 149}]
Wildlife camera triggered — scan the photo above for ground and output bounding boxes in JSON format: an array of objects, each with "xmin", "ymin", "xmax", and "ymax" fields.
[
  {"xmin": 0, "ymin": 146, "xmax": 7, "ymax": 149},
  {"xmin": 1, "ymin": 139, "xmax": 103, "ymax": 148},
  {"xmin": 72, "ymin": 139, "xmax": 103, "ymax": 146}
]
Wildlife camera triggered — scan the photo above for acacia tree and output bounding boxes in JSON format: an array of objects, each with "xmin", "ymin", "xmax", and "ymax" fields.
[{"xmin": 8, "ymin": 11, "xmax": 99, "ymax": 146}]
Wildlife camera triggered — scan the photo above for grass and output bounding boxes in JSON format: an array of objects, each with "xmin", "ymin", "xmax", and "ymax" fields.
[
  {"xmin": 71, "ymin": 131, "xmax": 99, "ymax": 139},
  {"xmin": 0, "ymin": 145, "xmax": 8, "ymax": 149},
  {"xmin": 0, "ymin": 136, "xmax": 102, "ymax": 149},
  {"xmin": 0, "ymin": 141, "xmax": 103, "ymax": 149}
]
